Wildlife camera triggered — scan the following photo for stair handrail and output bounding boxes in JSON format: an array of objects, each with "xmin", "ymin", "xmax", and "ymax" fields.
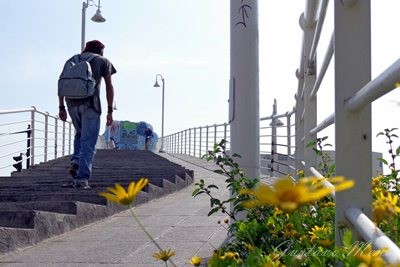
[{"xmin": 0, "ymin": 106, "xmax": 73, "ymax": 176}]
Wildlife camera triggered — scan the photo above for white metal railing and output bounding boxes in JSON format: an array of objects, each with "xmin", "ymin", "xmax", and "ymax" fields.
[
  {"xmin": 163, "ymin": 0, "xmax": 400, "ymax": 264},
  {"xmin": 164, "ymin": 123, "xmax": 230, "ymax": 160},
  {"xmin": 163, "ymin": 100, "xmax": 296, "ymax": 179},
  {"xmin": 0, "ymin": 106, "xmax": 73, "ymax": 176},
  {"xmin": 296, "ymin": 0, "xmax": 400, "ymax": 263}
]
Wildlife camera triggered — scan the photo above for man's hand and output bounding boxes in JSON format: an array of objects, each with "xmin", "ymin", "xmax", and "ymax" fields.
[
  {"xmin": 106, "ymin": 113, "xmax": 113, "ymax": 126},
  {"xmin": 59, "ymin": 109, "xmax": 67, "ymax": 122}
]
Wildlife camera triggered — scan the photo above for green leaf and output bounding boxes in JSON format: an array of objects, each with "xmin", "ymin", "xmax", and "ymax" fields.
[
  {"xmin": 307, "ymin": 140, "xmax": 317, "ymax": 147},
  {"xmin": 213, "ymin": 169, "xmax": 225, "ymax": 174},
  {"xmin": 193, "ymin": 191, "xmax": 205, "ymax": 197},
  {"xmin": 207, "ymin": 184, "xmax": 219, "ymax": 190},
  {"xmin": 342, "ymin": 229, "xmax": 354, "ymax": 247},
  {"xmin": 377, "ymin": 158, "xmax": 388, "ymax": 165},
  {"xmin": 321, "ymin": 136, "xmax": 329, "ymax": 141},
  {"xmin": 328, "ymin": 164, "xmax": 335, "ymax": 174},
  {"xmin": 207, "ymin": 207, "xmax": 220, "ymax": 217},
  {"xmin": 396, "ymin": 145, "xmax": 400, "ymax": 156},
  {"xmin": 192, "ymin": 188, "xmax": 200, "ymax": 196}
]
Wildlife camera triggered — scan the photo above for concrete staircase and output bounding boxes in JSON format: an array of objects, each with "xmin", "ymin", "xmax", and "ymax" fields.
[{"xmin": 0, "ymin": 149, "xmax": 194, "ymax": 255}]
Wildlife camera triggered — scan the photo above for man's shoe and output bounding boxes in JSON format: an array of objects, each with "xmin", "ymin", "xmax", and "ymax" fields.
[
  {"xmin": 78, "ymin": 179, "xmax": 91, "ymax": 189},
  {"xmin": 62, "ymin": 179, "xmax": 91, "ymax": 189},
  {"xmin": 62, "ymin": 180, "xmax": 79, "ymax": 188},
  {"xmin": 69, "ymin": 163, "xmax": 79, "ymax": 178}
]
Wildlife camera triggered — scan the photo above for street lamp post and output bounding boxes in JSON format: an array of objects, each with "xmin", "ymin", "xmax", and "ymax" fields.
[
  {"xmin": 81, "ymin": 0, "xmax": 106, "ymax": 52},
  {"xmin": 153, "ymin": 74, "xmax": 165, "ymax": 153}
]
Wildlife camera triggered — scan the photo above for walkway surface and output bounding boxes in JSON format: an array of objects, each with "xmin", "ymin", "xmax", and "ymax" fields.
[{"xmin": 0, "ymin": 153, "xmax": 230, "ymax": 267}]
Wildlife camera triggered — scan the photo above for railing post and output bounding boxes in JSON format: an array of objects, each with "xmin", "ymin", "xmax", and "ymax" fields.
[
  {"xmin": 199, "ymin": 126, "xmax": 202, "ymax": 158},
  {"xmin": 334, "ymin": 0, "xmax": 372, "ymax": 246},
  {"xmin": 44, "ymin": 112, "xmax": 49, "ymax": 162},
  {"xmin": 180, "ymin": 131, "xmax": 183, "ymax": 154},
  {"xmin": 224, "ymin": 123, "xmax": 227, "ymax": 142},
  {"xmin": 164, "ymin": 135, "xmax": 168, "ymax": 153},
  {"xmin": 177, "ymin": 132, "xmax": 179, "ymax": 153},
  {"xmin": 69, "ymin": 123, "xmax": 72, "ymax": 155},
  {"xmin": 214, "ymin": 124, "xmax": 217, "ymax": 146},
  {"xmin": 62, "ymin": 121, "xmax": 66, "ymax": 157},
  {"xmin": 286, "ymin": 114, "xmax": 292, "ymax": 156},
  {"xmin": 30, "ymin": 107, "xmax": 35, "ymax": 166},
  {"xmin": 286, "ymin": 113, "xmax": 292, "ymax": 175},
  {"xmin": 271, "ymin": 100, "xmax": 279, "ymax": 177},
  {"xmin": 184, "ymin": 129, "xmax": 187, "ymax": 154},
  {"xmin": 170, "ymin": 134, "xmax": 173, "ymax": 153},
  {"xmin": 206, "ymin": 126, "xmax": 209, "ymax": 153},
  {"xmin": 171, "ymin": 134, "xmax": 173, "ymax": 153},
  {"xmin": 193, "ymin": 128, "xmax": 197, "ymax": 157},
  {"xmin": 174, "ymin": 133, "xmax": 177, "ymax": 154},
  {"xmin": 26, "ymin": 124, "xmax": 32, "ymax": 169},
  {"xmin": 54, "ymin": 117, "xmax": 58, "ymax": 159},
  {"xmin": 189, "ymin": 128, "xmax": 191, "ymax": 156}
]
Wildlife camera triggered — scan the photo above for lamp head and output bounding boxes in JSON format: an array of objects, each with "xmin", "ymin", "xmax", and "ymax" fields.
[
  {"xmin": 269, "ymin": 119, "xmax": 284, "ymax": 127},
  {"xmin": 153, "ymin": 81, "xmax": 160, "ymax": 87},
  {"xmin": 91, "ymin": 8, "xmax": 106, "ymax": 22}
]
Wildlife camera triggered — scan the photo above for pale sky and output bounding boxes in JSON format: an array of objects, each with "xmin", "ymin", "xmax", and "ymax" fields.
[{"xmin": 1, "ymin": 1, "xmax": 400, "ymax": 174}]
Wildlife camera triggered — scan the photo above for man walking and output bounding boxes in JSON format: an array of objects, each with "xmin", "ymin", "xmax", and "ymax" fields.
[{"xmin": 58, "ymin": 40, "xmax": 117, "ymax": 189}]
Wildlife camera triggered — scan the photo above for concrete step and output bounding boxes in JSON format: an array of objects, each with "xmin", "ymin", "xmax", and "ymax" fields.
[
  {"xmin": 0, "ymin": 201, "xmax": 127, "ymax": 253},
  {"xmin": 0, "ymin": 150, "xmax": 194, "ymax": 255}
]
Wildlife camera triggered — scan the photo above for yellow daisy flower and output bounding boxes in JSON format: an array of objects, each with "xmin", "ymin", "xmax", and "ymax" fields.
[
  {"xmin": 348, "ymin": 243, "xmax": 387, "ymax": 267},
  {"xmin": 372, "ymin": 175, "xmax": 384, "ymax": 188},
  {"xmin": 220, "ymin": 251, "xmax": 239, "ymax": 260},
  {"xmin": 153, "ymin": 249, "xmax": 176, "ymax": 262},
  {"xmin": 99, "ymin": 178, "xmax": 148, "ymax": 205},
  {"xmin": 188, "ymin": 255, "xmax": 202, "ymax": 266},
  {"xmin": 373, "ymin": 191, "xmax": 400, "ymax": 223},
  {"xmin": 244, "ymin": 242, "xmax": 254, "ymax": 251},
  {"xmin": 283, "ymin": 228, "xmax": 298, "ymax": 238},
  {"xmin": 240, "ymin": 176, "xmax": 353, "ymax": 212}
]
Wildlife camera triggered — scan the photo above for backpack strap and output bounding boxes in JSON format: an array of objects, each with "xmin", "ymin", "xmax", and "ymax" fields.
[
  {"xmin": 85, "ymin": 53, "xmax": 98, "ymax": 63},
  {"xmin": 72, "ymin": 54, "xmax": 80, "ymax": 64},
  {"xmin": 72, "ymin": 53, "xmax": 98, "ymax": 64}
]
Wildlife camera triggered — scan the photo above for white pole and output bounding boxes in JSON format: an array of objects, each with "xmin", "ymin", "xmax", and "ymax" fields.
[
  {"xmin": 81, "ymin": 0, "xmax": 89, "ymax": 51},
  {"xmin": 271, "ymin": 100, "xmax": 278, "ymax": 178},
  {"xmin": 160, "ymin": 78, "xmax": 165, "ymax": 152},
  {"xmin": 229, "ymin": 0, "xmax": 260, "ymax": 179},
  {"xmin": 301, "ymin": 0, "xmax": 318, "ymax": 175},
  {"xmin": 229, "ymin": 0, "xmax": 259, "ymax": 221},
  {"xmin": 334, "ymin": 0, "xmax": 372, "ymax": 246},
  {"xmin": 81, "ymin": 1, "xmax": 88, "ymax": 52}
]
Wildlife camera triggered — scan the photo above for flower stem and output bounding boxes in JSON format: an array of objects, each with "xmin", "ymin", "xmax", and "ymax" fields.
[{"xmin": 129, "ymin": 205, "xmax": 177, "ymax": 267}]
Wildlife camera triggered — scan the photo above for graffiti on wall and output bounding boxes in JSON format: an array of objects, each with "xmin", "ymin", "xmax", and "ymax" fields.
[
  {"xmin": 102, "ymin": 120, "xmax": 158, "ymax": 151},
  {"xmin": 235, "ymin": 0, "xmax": 252, "ymax": 28}
]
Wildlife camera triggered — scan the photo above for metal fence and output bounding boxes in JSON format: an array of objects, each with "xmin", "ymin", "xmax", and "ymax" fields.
[
  {"xmin": 164, "ymin": 1, "xmax": 400, "ymax": 264},
  {"xmin": 0, "ymin": 107, "xmax": 73, "ymax": 176},
  {"xmin": 164, "ymin": 100, "xmax": 296, "ymax": 179}
]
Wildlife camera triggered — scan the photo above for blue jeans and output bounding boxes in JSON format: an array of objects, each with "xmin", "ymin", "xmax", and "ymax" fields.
[{"xmin": 68, "ymin": 105, "xmax": 100, "ymax": 180}]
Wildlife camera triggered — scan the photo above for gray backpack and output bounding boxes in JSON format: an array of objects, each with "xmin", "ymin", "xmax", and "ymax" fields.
[{"xmin": 58, "ymin": 54, "xmax": 97, "ymax": 99}]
